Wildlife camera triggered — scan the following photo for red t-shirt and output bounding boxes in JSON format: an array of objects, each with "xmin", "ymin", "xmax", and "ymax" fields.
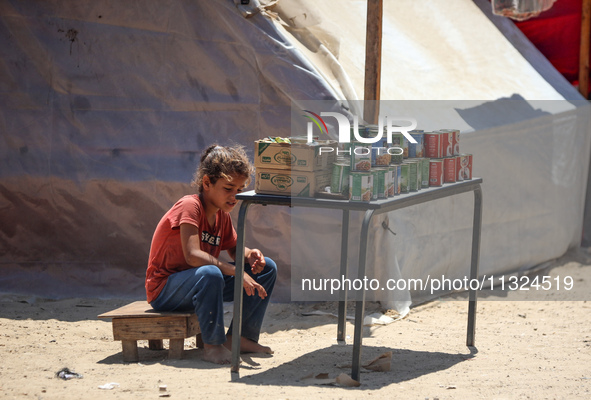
[{"xmin": 145, "ymin": 194, "xmax": 237, "ymax": 302}]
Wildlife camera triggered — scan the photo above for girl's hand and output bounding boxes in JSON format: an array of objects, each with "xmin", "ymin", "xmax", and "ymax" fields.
[
  {"xmin": 247, "ymin": 249, "xmax": 266, "ymax": 274},
  {"xmin": 243, "ymin": 273, "xmax": 267, "ymax": 298}
]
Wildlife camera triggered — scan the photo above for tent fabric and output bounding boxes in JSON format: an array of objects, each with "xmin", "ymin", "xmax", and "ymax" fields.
[
  {"xmin": 1, "ymin": 0, "xmax": 589, "ymax": 306},
  {"xmin": 513, "ymin": 0, "xmax": 587, "ymax": 91},
  {"xmin": 277, "ymin": 0, "xmax": 579, "ymax": 101},
  {"xmin": 0, "ymin": 0, "xmax": 336, "ymax": 299}
]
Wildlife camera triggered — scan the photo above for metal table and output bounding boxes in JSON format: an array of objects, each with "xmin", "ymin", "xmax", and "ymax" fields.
[{"xmin": 231, "ymin": 178, "xmax": 483, "ymax": 381}]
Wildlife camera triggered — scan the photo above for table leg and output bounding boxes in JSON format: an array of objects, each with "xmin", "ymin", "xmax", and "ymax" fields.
[
  {"xmin": 337, "ymin": 209, "xmax": 350, "ymax": 343},
  {"xmin": 467, "ymin": 185, "xmax": 483, "ymax": 347},
  {"xmin": 352, "ymin": 210, "xmax": 374, "ymax": 382},
  {"xmin": 121, "ymin": 340, "xmax": 139, "ymax": 362},
  {"xmin": 231, "ymin": 201, "xmax": 251, "ymax": 373},
  {"xmin": 168, "ymin": 338, "xmax": 184, "ymax": 359}
]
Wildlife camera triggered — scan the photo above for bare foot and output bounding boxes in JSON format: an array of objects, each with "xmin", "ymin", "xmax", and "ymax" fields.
[
  {"xmin": 225, "ymin": 335, "xmax": 274, "ymax": 354},
  {"xmin": 202, "ymin": 344, "xmax": 232, "ymax": 364}
]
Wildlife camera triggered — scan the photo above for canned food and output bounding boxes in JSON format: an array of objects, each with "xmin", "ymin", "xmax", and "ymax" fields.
[
  {"xmin": 443, "ymin": 157, "xmax": 457, "ymax": 183},
  {"xmin": 363, "ymin": 124, "xmax": 383, "ymax": 138},
  {"xmin": 349, "ymin": 171, "xmax": 373, "ymax": 202},
  {"xmin": 455, "ymin": 155, "xmax": 464, "ymax": 182},
  {"xmin": 368, "ymin": 125, "xmax": 388, "ymax": 148},
  {"xmin": 389, "ymin": 145, "xmax": 404, "ymax": 164},
  {"xmin": 404, "ymin": 160, "xmax": 420, "ymax": 191},
  {"xmin": 415, "ymin": 160, "xmax": 422, "ymax": 190},
  {"xmin": 424, "ymin": 132, "xmax": 443, "ymax": 158},
  {"xmin": 459, "ymin": 153, "xmax": 473, "ymax": 180},
  {"xmin": 443, "ymin": 131, "xmax": 453, "ymax": 157},
  {"xmin": 386, "ymin": 166, "xmax": 394, "ymax": 197},
  {"xmin": 373, "ymin": 168, "xmax": 388, "ymax": 199},
  {"xmin": 371, "ymin": 169, "xmax": 379, "ymax": 200},
  {"xmin": 399, "ymin": 163, "xmax": 410, "ymax": 193},
  {"xmin": 330, "ymin": 161, "xmax": 350, "ymax": 194},
  {"xmin": 390, "ymin": 133, "xmax": 408, "ymax": 159},
  {"xmin": 419, "ymin": 158, "xmax": 430, "ymax": 188},
  {"xmin": 350, "ymin": 125, "xmax": 366, "ymax": 142},
  {"xmin": 372, "ymin": 147, "xmax": 391, "ymax": 166},
  {"xmin": 397, "ymin": 164, "xmax": 402, "ymax": 194},
  {"xmin": 440, "ymin": 129, "xmax": 460, "ymax": 156},
  {"xmin": 343, "ymin": 142, "xmax": 352, "ymax": 154},
  {"xmin": 408, "ymin": 133, "xmax": 424, "ymax": 158},
  {"xmin": 425, "ymin": 131, "xmax": 453, "ymax": 158},
  {"xmin": 386, "ymin": 166, "xmax": 395, "ymax": 197},
  {"xmin": 429, "ymin": 159, "xmax": 444, "ymax": 187},
  {"xmin": 350, "ymin": 142, "xmax": 372, "ymax": 172}
]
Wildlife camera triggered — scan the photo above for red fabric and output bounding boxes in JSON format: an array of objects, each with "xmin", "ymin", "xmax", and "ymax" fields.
[
  {"xmin": 145, "ymin": 194, "xmax": 237, "ymax": 302},
  {"xmin": 514, "ymin": 0, "xmax": 584, "ymax": 85}
]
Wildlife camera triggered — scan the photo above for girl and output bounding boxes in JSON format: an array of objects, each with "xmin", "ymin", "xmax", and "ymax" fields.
[{"xmin": 145, "ymin": 144, "xmax": 277, "ymax": 364}]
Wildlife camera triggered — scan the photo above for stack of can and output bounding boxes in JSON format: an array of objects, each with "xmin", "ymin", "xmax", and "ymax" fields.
[
  {"xmin": 424, "ymin": 129, "xmax": 472, "ymax": 186},
  {"xmin": 329, "ymin": 126, "xmax": 473, "ymax": 201}
]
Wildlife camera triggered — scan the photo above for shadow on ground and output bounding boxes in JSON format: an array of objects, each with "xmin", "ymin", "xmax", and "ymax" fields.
[
  {"xmin": 97, "ymin": 343, "xmax": 476, "ymax": 389},
  {"xmin": 231, "ymin": 344, "xmax": 476, "ymax": 389}
]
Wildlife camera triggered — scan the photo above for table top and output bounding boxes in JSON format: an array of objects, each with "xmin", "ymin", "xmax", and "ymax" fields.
[
  {"xmin": 237, "ymin": 178, "xmax": 482, "ymax": 213},
  {"xmin": 97, "ymin": 301, "xmax": 194, "ymax": 319}
]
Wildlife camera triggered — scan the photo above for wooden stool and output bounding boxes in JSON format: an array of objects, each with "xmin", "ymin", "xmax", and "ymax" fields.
[{"xmin": 98, "ymin": 301, "xmax": 201, "ymax": 362}]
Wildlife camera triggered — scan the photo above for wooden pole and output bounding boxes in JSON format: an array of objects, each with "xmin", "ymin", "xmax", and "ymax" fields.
[
  {"xmin": 363, "ymin": 0, "xmax": 383, "ymax": 124},
  {"xmin": 580, "ymin": 0, "xmax": 591, "ymax": 99}
]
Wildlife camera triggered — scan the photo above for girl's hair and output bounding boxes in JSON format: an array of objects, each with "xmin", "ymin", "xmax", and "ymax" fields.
[{"xmin": 191, "ymin": 144, "xmax": 254, "ymax": 192}]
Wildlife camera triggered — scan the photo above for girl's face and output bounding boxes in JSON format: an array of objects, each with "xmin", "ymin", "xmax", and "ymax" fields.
[{"xmin": 202, "ymin": 173, "xmax": 248, "ymax": 213}]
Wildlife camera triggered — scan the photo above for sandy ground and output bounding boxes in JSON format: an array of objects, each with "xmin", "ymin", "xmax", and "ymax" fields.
[{"xmin": 1, "ymin": 248, "xmax": 590, "ymax": 399}]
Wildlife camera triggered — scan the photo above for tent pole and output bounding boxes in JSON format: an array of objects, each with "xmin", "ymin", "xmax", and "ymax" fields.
[
  {"xmin": 580, "ymin": 0, "xmax": 591, "ymax": 99},
  {"xmin": 363, "ymin": 0, "xmax": 383, "ymax": 124}
]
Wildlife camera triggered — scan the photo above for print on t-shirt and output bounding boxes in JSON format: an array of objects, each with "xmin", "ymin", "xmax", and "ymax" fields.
[{"xmin": 201, "ymin": 230, "xmax": 221, "ymax": 246}]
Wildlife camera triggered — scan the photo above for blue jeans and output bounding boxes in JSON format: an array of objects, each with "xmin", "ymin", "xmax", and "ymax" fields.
[{"xmin": 150, "ymin": 257, "xmax": 277, "ymax": 346}]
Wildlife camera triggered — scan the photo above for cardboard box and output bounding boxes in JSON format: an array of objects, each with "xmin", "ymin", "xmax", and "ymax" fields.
[
  {"xmin": 254, "ymin": 139, "xmax": 337, "ymax": 172},
  {"xmin": 255, "ymin": 168, "xmax": 332, "ymax": 197}
]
